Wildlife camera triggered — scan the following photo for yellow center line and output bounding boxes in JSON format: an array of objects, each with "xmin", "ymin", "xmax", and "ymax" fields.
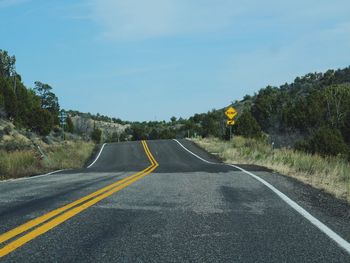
[
  {"xmin": 0, "ymin": 140, "xmax": 158, "ymax": 258},
  {"xmin": 142, "ymin": 140, "xmax": 158, "ymax": 166}
]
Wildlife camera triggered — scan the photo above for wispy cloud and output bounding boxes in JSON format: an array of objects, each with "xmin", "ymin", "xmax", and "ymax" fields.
[
  {"xmin": 88, "ymin": 0, "xmax": 238, "ymax": 41},
  {"xmin": 0, "ymin": 0, "xmax": 29, "ymax": 8},
  {"xmin": 88, "ymin": 0, "xmax": 350, "ymax": 42}
]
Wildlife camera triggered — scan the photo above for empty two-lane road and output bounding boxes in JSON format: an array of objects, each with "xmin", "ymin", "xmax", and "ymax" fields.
[{"xmin": 0, "ymin": 140, "xmax": 349, "ymax": 262}]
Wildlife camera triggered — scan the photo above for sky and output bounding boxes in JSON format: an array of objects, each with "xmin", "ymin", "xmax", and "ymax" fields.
[{"xmin": 0, "ymin": 0, "xmax": 349, "ymax": 121}]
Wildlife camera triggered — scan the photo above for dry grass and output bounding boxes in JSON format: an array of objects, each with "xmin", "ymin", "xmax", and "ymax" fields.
[
  {"xmin": 0, "ymin": 141, "xmax": 95, "ymax": 180},
  {"xmin": 192, "ymin": 136, "xmax": 350, "ymax": 203},
  {"xmin": 43, "ymin": 141, "xmax": 95, "ymax": 170},
  {"xmin": 0, "ymin": 150, "xmax": 41, "ymax": 179}
]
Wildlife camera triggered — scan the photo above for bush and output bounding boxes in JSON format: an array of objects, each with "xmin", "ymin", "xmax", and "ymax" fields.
[
  {"xmin": 296, "ymin": 127, "xmax": 349, "ymax": 157},
  {"xmin": 3, "ymin": 125, "xmax": 12, "ymax": 135},
  {"xmin": 0, "ymin": 140, "xmax": 31, "ymax": 151}
]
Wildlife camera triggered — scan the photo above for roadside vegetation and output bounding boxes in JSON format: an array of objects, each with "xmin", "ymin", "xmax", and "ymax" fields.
[
  {"xmin": 0, "ymin": 140, "xmax": 94, "ymax": 180},
  {"xmin": 193, "ymin": 137, "xmax": 350, "ymax": 203}
]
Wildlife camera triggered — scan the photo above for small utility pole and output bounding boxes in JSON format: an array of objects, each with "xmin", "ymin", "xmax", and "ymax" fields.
[
  {"xmin": 59, "ymin": 110, "xmax": 67, "ymax": 140},
  {"xmin": 12, "ymin": 64, "xmax": 16, "ymax": 94}
]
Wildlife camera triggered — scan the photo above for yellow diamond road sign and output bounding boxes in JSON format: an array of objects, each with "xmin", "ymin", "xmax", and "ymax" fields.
[
  {"xmin": 225, "ymin": 106, "xmax": 237, "ymax": 120},
  {"xmin": 227, "ymin": 119, "xmax": 235, "ymax": 126}
]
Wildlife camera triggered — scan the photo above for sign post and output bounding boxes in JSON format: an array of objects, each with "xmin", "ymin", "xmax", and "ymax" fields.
[{"xmin": 225, "ymin": 106, "xmax": 237, "ymax": 140}]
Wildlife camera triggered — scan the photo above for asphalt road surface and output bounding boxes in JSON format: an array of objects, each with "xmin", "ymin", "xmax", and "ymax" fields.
[{"xmin": 0, "ymin": 139, "xmax": 349, "ymax": 262}]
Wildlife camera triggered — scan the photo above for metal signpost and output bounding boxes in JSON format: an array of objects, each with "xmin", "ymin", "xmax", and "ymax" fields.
[{"xmin": 225, "ymin": 106, "xmax": 237, "ymax": 140}]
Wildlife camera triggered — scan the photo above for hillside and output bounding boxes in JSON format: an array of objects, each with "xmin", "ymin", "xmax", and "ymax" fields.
[{"xmin": 66, "ymin": 110, "xmax": 130, "ymax": 142}]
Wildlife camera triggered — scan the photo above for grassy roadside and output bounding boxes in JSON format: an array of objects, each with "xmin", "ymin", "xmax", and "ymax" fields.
[
  {"xmin": 0, "ymin": 140, "xmax": 95, "ymax": 180},
  {"xmin": 192, "ymin": 137, "xmax": 350, "ymax": 203}
]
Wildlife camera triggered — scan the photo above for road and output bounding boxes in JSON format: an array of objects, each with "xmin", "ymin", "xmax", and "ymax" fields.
[{"xmin": 0, "ymin": 139, "xmax": 349, "ymax": 262}]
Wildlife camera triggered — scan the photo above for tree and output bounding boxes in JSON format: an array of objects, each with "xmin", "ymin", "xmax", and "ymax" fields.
[
  {"xmin": 91, "ymin": 128, "xmax": 102, "ymax": 143},
  {"xmin": 234, "ymin": 111, "xmax": 262, "ymax": 138},
  {"xmin": 0, "ymin": 78, "xmax": 17, "ymax": 119},
  {"xmin": 201, "ymin": 111, "xmax": 222, "ymax": 137},
  {"xmin": 149, "ymin": 128, "xmax": 160, "ymax": 140},
  {"xmin": 34, "ymin": 81, "xmax": 60, "ymax": 124},
  {"xmin": 29, "ymin": 107, "xmax": 54, "ymax": 136},
  {"xmin": 159, "ymin": 128, "xmax": 176, "ymax": 139},
  {"xmin": 251, "ymin": 86, "xmax": 280, "ymax": 131},
  {"xmin": 323, "ymin": 84, "xmax": 350, "ymax": 128},
  {"xmin": 65, "ymin": 117, "xmax": 74, "ymax": 133},
  {"xmin": 0, "ymin": 50, "xmax": 16, "ymax": 78}
]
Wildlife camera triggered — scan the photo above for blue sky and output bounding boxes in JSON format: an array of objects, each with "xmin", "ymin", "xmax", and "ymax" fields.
[{"xmin": 1, "ymin": 0, "xmax": 349, "ymax": 121}]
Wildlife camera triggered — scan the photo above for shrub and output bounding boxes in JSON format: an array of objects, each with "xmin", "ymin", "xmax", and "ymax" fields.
[
  {"xmin": 234, "ymin": 111, "xmax": 262, "ymax": 138},
  {"xmin": 1, "ymin": 140, "xmax": 32, "ymax": 151},
  {"xmin": 3, "ymin": 125, "xmax": 12, "ymax": 135},
  {"xmin": 341, "ymin": 112, "xmax": 350, "ymax": 145},
  {"xmin": 29, "ymin": 107, "xmax": 54, "ymax": 136},
  {"xmin": 296, "ymin": 127, "xmax": 349, "ymax": 157}
]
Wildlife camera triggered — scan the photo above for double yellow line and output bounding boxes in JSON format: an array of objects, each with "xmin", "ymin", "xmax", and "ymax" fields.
[{"xmin": 0, "ymin": 140, "xmax": 158, "ymax": 258}]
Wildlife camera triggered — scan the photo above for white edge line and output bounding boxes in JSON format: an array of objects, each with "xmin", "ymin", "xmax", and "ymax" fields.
[
  {"xmin": 87, "ymin": 143, "xmax": 106, "ymax": 168},
  {"xmin": 173, "ymin": 139, "xmax": 215, "ymax": 164},
  {"xmin": 0, "ymin": 169, "xmax": 65, "ymax": 184},
  {"xmin": 173, "ymin": 139, "xmax": 350, "ymax": 255}
]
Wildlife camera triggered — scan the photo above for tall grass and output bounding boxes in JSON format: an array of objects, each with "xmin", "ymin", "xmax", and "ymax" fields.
[
  {"xmin": 0, "ymin": 141, "xmax": 95, "ymax": 180},
  {"xmin": 193, "ymin": 137, "xmax": 350, "ymax": 203},
  {"xmin": 43, "ymin": 141, "xmax": 95, "ymax": 170},
  {"xmin": 0, "ymin": 150, "xmax": 41, "ymax": 179}
]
